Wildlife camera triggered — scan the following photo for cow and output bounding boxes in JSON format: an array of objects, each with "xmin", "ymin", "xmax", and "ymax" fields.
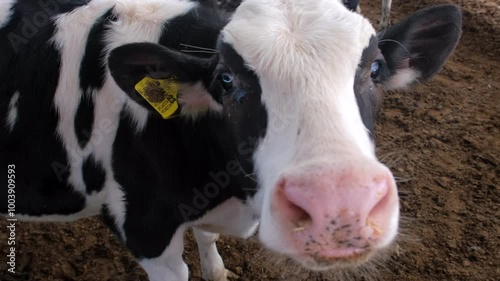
[{"xmin": 0, "ymin": 0, "xmax": 461, "ymax": 280}]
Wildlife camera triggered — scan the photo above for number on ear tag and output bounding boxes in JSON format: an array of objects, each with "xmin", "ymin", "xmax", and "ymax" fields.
[{"xmin": 135, "ymin": 77, "xmax": 179, "ymax": 119}]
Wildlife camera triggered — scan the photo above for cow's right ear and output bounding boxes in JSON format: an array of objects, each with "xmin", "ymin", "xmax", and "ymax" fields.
[{"xmin": 108, "ymin": 42, "xmax": 215, "ymax": 112}]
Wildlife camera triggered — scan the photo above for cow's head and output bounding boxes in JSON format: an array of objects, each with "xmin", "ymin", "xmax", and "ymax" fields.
[{"xmin": 109, "ymin": 0, "xmax": 461, "ymax": 270}]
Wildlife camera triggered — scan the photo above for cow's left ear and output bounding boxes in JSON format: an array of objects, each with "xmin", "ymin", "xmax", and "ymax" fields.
[
  {"xmin": 378, "ymin": 4, "xmax": 462, "ymax": 90},
  {"xmin": 108, "ymin": 42, "xmax": 217, "ymax": 117}
]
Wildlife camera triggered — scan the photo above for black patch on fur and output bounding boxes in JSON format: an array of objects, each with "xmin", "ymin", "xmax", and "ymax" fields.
[
  {"xmin": 354, "ymin": 36, "xmax": 385, "ymax": 137},
  {"xmin": 159, "ymin": 4, "xmax": 228, "ymax": 54},
  {"xmin": 216, "ymin": 42, "xmax": 268, "ymax": 183},
  {"xmin": 158, "ymin": 3, "xmax": 228, "ymax": 91},
  {"xmin": 74, "ymin": 94, "xmax": 95, "ymax": 148},
  {"xmin": 342, "ymin": 0, "xmax": 359, "ymax": 11},
  {"xmin": 218, "ymin": 0, "xmax": 242, "ymax": 12},
  {"xmin": 112, "ymin": 114, "xmax": 248, "ymax": 258},
  {"xmin": 80, "ymin": 9, "xmax": 113, "ymax": 91},
  {"xmin": 105, "ymin": 5, "xmax": 256, "ymax": 259},
  {"xmin": 82, "ymin": 156, "xmax": 106, "ymax": 194}
]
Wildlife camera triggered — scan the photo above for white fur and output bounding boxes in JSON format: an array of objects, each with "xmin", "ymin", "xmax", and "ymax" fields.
[
  {"xmin": 104, "ymin": 180, "xmax": 128, "ymax": 240},
  {"xmin": 223, "ymin": 0, "xmax": 398, "ymax": 259},
  {"xmin": 178, "ymin": 82, "xmax": 223, "ymax": 120},
  {"xmin": 386, "ymin": 68, "xmax": 420, "ymax": 89},
  {"xmin": 0, "ymin": 0, "xmax": 16, "ymax": 28},
  {"xmin": 193, "ymin": 228, "xmax": 228, "ymax": 281},
  {"xmin": 51, "ymin": 0, "xmax": 117, "ymax": 195},
  {"xmin": 140, "ymin": 225, "xmax": 189, "ymax": 281},
  {"xmin": 191, "ymin": 197, "xmax": 259, "ymax": 238},
  {"xmin": 6, "ymin": 91, "xmax": 19, "ymax": 132}
]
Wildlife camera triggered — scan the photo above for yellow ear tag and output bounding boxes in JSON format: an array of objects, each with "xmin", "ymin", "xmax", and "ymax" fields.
[{"xmin": 134, "ymin": 77, "xmax": 179, "ymax": 119}]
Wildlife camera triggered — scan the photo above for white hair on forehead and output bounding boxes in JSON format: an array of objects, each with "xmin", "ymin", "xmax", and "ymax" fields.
[{"xmin": 222, "ymin": 0, "xmax": 375, "ymax": 84}]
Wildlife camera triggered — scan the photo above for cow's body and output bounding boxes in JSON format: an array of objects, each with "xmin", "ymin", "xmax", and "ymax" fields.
[
  {"xmin": 1, "ymin": 1, "xmax": 256, "ymax": 279},
  {"xmin": 1, "ymin": 0, "xmax": 461, "ymax": 280}
]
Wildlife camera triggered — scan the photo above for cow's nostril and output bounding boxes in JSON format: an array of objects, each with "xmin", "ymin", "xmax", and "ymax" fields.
[
  {"xmin": 290, "ymin": 204, "xmax": 312, "ymax": 232},
  {"xmin": 275, "ymin": 181, "xmax": 313, "ymax": 231},
  {"xmin": 365, "ymin": 177, "xmax": 391, "ymax": 237}
]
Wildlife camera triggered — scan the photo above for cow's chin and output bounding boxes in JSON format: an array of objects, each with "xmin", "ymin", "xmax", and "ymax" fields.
[
  {"xmin": 259, "ymin": 228, "xmax": 379, "ymax": 272},
  {"xmin": 290, "ymin": 250, "xmax": 375, "ymax": 271}
]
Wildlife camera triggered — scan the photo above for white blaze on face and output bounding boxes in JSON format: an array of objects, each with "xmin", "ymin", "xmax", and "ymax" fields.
[{"xmin": 223, "ymin": 0, "xmax": 397, "ymax": 263}]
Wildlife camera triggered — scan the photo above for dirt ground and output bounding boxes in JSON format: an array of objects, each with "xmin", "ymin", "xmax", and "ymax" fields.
[{"xmin": 1, "ymin": 0, "xmax": 499, "ymax": 280}]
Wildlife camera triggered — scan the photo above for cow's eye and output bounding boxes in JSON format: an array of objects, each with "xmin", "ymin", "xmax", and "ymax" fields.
[
  {"xmin": 219, "ymin": 72, "xmax": 234, "ymax": 91},
  {"xmin": 370, "ymin": 60, "xmax": 381, "ymax": 79}
]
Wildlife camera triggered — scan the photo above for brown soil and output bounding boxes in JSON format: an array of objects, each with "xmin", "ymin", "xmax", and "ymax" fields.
[{"xmin": 1, "ymin": 0, "xmax": 498, "ymax": 280}]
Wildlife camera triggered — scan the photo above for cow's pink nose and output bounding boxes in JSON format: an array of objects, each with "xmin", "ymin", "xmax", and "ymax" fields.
[{"xmin": 273, "ymin": 165, "xmax": 398, "ymax": 259}]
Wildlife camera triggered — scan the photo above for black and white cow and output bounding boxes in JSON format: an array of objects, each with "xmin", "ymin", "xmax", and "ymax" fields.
[{"xmin": 0, "ymin": 0, "xmax": 461, "ymax": 280}]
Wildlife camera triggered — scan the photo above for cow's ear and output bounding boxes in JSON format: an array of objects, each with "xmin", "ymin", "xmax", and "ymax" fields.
[
  {"xmin": 108, "ymin": 42, "xmax": 216, "ymax": 114},
  {"xmin": 378, "ymin": 4, "xmax": 462, "ymax": 90}
]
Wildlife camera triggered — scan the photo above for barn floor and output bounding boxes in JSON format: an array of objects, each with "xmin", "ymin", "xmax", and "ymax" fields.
[{"xmin": 1, "ymin": 0, "xmax": 498, "ymax": 280}]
